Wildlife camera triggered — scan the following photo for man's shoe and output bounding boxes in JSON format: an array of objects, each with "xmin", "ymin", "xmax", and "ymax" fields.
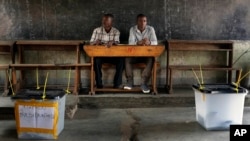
[
  {"xmin": 124, "ymin": 83, "xmax": 133, "ymax": 90},
  {"xmin": 114, "ymin": 84, "xmax": 123, "ymax": 89},
  {"xmin": 140, "ymin": 84, "xmax": 150, "ymax": 93},
  {"xmin": 96, "ymin": 85, "xmax": 103, "ymax": 89}
]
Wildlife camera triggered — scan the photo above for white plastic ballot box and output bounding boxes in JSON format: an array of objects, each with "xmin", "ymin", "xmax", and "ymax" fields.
[
  {"xmin": 192, "ymin": 84, "xmax": 248, "ymax": 130},
  {"xmin": 12, "ymin": 89, "xmax": 66, "ymax": 139}
]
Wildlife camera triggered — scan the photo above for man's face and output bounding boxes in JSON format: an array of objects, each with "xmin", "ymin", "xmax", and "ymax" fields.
[
  {"xmin": 102, "ymin": 16, "xmax": 113, "ymax": 28},
  {"xmin": 137, "ymin": 16, "xmax": 147, "ymax": 29}
]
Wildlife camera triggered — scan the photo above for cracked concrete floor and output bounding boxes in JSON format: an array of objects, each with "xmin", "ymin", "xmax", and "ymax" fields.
[{"xmin": 1, "ymin": 107, "xmax": 250, "ymax": 141}]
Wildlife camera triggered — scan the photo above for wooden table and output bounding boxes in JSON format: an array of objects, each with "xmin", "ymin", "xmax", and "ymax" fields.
[
  {"xmin": 13, "ymin": 40, "xmax": 85, "ymax": 94},
  {"xmin": 84, "ymin": 45, "xmax": 165, "ymax": 95},
  {"xmin": 0, "ymin": 41, "xmax": 15, "ymax": 95},
  {"xmin": 166, "ymin": 40, "xmax": 235, "ymax": 93}
]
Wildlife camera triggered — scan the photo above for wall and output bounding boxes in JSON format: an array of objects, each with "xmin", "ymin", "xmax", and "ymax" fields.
[
  {"xmin": 1, "ymin": 0, "xmax": 250, "ymax": 40},
  {"xmin": 1, "ymin": 0, "xmax": 250, "ymax": 90}
]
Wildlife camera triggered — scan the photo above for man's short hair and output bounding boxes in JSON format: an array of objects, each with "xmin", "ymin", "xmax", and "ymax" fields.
[
  {"xmin": 103, "ymin": 13, "xmax": 114, "ymax": 19},
  {"xmin": 137, "ymin": 14, "xmax": 146, "ymax": 20}
]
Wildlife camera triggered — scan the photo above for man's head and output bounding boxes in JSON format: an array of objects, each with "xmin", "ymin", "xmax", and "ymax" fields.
[
  {"xmin": 102, "ymin": 13, "xmax": 114, "ymax": 29},
  {"xmin": 137, "ymin": 14, "xmax": 147, "ymax": 30}
]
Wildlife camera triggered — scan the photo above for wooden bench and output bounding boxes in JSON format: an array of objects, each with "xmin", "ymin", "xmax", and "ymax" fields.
[
  {"xmin": 13, "ymin": 40, "xmax": 86, "ymax": 94},
  {"xmin": 168, "ymin": 65, "xmax": 240, "ymax": 93},
  {"xmin": 166, "ymin": 40, "xmax": 236, "ymax": 94},
  {"xmin": 10, "ymin": 64, "xmax": 91, "ymax": 94},
  {"xmin": 0, "ymin": 41, "xmax": 15, "ymax": 96}
]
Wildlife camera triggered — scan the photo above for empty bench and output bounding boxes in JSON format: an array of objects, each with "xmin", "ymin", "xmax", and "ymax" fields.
[
  {"xmin": 166, "ymin": 40, "xmax": 236, "ymax": 94},
  {"xmin": 167, "ymin": 66, "xmax": 240, "ymax": 93},
  {"xmin": 0, "ymin": 41, "xmax": 15, "ymax": 96},
  {"xmin": 13, "ymin": 40, "xmax": 87, "ymax": 94}
]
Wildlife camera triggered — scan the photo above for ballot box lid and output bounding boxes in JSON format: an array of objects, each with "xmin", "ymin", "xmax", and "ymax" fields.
[
  {"xmin": 12, "ymin": 89, "xmax": 65, "ymax": 100},
  {"xmin": 192, "ymin": 84, "xmax": 247, "ymax": 94}
]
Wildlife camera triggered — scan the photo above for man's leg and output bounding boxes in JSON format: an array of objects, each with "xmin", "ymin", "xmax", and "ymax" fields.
[
  {"xmin": 124, "ymin": 57, "xmax": 136, "ymax": 89},
  {"xmin": 113, "ymin": 57, "xmax": 124, "ymax": 88},
  {"xmin": 94, "ymin": 57, "xmax": 103, "ymax": 88},
  {"xmin": 141, "ymin": 57, "xmax": 154, "ymax": 93},
  {"xmin": 125, "ymin": 57, "xmax": 134, "ymax": 83},
  {"xmin": 141, "ymin": 57, "xmax": 154, "ymax": 84}
]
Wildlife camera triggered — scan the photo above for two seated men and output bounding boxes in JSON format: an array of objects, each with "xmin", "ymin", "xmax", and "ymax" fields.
[{"xmin": 90, "ymin": 13, "xmax": 158, "ymax": 93}]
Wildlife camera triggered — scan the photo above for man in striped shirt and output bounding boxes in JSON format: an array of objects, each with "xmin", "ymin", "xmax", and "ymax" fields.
[{"xmin": 90, "ymin": 14, "xmax": 124, "ymax": 89}]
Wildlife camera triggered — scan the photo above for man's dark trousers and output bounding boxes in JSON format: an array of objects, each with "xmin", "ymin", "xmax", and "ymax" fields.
[{"xmin": 94, "ymin": 57, "xmax": 124, "ymax": 88}]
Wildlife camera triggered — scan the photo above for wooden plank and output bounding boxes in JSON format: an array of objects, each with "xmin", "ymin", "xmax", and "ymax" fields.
[
  {"xmin": 168, "ymin": 43, "xmax": 233, "ymax": 51},
  {"xmin": 84, "ymin": 45, "xmax": 165, "ymax": 57},
  {"xmin": 167, "ymin": 40, "xmax": 233, "ymax": 44},
  {"xmin": 0, "ymin": 41, "xmax": 15, "ymax": 46},
  {"xmin": 0, "ymin": 65, "xmax": 9, "ymax": 69},
  {"xmin": 10, "ymin": 64, "xmax": 91, "ymax": 70},
  {"xmin": 170, "ymin": 67, "xmax": 239, "ymax": 71},
  {"xmin": 16, "ymin": 40, "xmax": 84, "ymax": 46},
  {"xmin": 0, "ymin": 47, "xmax": 11, "ymax": 53},
  {"xmin": 17, "ymin": 45, "xmax": 82, "ymax": 51},
  {"xmin": 169, "ymin": 65, "xmax": 230, "ymax": 69},
  {"xmin": 0, "ymin": 41, "xmax": 14, "ymax": 54}
]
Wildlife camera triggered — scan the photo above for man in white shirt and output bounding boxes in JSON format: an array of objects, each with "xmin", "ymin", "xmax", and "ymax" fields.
[
  {"xmin": 90, "ymin": 14, "xmax": 124, "ymax": 89},
  {"xmin": 124, "ymin": 14, "xmax": 158, "ymax": 93}
]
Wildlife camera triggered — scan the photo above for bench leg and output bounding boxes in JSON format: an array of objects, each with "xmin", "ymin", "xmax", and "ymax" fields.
[
  {"xmin": 74, "ymin": 45, "xmax": 80, "ymax": 95},
  {"xmin": 19, "ymin": 45, "xmax": 24, "ymax": 90},
  {"xmin": 228, "ymin": 70, "xmax": 233, "ymax": 84},
  {"xmin": 74, "ymin": 66, "xmax": 79, "ymax": 94},
  {"xmin": 2, "ymin": 70, "xmax": 9, "ymax": 96},
  {"xmin": 12, "ymin": 68, "xmax": 16, "ymax": 92},
  {"xmin": 235, "ymin": 70, "xmax": 240, "ymax": 83}
]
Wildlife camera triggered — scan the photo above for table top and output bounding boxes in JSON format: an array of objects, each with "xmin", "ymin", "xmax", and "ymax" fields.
[{"xmin": 83, "ymin": 45, "xmax": 165, "ymax": 57}]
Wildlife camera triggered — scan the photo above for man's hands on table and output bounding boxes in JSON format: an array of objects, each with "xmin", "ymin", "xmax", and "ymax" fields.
[
  {"xmin": 137, "ymin": 38, "xmax": 151, "ymax": 46},
  {"xmin": 91, "ymin": 40, "xmax": 118, "ymax": 48}
]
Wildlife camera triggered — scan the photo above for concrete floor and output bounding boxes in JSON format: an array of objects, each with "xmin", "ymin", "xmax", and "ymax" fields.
[{"xmin": 1, "ymin": 107, "xmax": 250, "ymax": 141}]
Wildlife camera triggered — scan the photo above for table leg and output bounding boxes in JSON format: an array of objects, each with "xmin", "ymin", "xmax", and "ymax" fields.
[
  {"xmin": 169, "ymin": 69, "xmax": 173, "ymax": 94},
  {"xmin": 166, "ymin": 47, "xmax": 169, "ymax": 92},
  {"xmin": 90, "ymin": 57, "xmax": 95, "ymax": 95},
  {"xmin": 152, "ymin": 57, "xmax": 158, "ymax": 95}
]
